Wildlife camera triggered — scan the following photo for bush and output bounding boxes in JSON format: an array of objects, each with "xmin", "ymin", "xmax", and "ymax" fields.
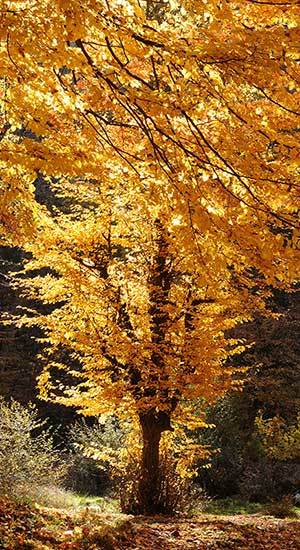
[
  {"xmin": 116, "ymin": 457, "xmax": 141, "ymax": 515},
  {"xmin": 155, "ymin": 443, "xmax": 193, "ymax": 515},
  {"xmin": 266, "ymin": 495, "xmax": 297, "ymax": 518},
  {"xmin": 0, "ymin": 397, "xmax": 68, "ymax": 499},
  {"xmin": 112, "ymin": 448, "xmax": 190, "ymax": 515},
  {"xmin": 65, "ymin": 454, "xmax": 110, "ymax": 496},
  {"xmin": 239, "ymin": 458, "xmax": 300, "ymax": 502},
  {"xmin": 65, "ymin": 418, "xmax": 207, "ymax": 515},
  {"xmin": 65, "ymin": 417, "xmax": 125, "ymax": 495}
]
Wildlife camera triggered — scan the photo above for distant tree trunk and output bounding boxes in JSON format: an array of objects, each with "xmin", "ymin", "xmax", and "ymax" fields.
[
  {"xmin": 146, "ymin": 0, "xmax": 167, "ymax": 23},
  {"xmin": 138, "ymin": 410, "xmax": 173, "ymax": 514}
]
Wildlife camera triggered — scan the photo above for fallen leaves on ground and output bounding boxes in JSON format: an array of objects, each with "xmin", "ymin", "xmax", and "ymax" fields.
[
  {"xmin": 121, "ymin": 514, "xmax": 300, "ymax": 550},
  {"xmin": 0, "ymin": 496, "xmax": 129, "ymax": 549},
  {"xmin": 0, "ymin": 496, "xmax": 300, "ymax": 549}
]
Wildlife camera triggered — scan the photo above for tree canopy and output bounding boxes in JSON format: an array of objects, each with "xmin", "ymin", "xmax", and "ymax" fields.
[{"xmin": 1, "ymin": 1, "xmax": 300, "ymax": 258}]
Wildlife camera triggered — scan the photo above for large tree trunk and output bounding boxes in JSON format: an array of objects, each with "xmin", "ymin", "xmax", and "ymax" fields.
[
  {"xmin": 135, "ymin": 220, "xmax": 177, "ymax": 514},
  {"xmin": 138, "ymin": 410, "xmax": 173, "ymax": 514}
]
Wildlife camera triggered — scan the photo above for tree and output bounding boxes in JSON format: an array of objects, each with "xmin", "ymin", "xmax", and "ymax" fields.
[
  {"xmin": 2, "ymin": 0, "xmax": 300, "ymax": 512},
  {"xmin": 18, "ymin": 187, "xmax": 242, "ymax": 513}
]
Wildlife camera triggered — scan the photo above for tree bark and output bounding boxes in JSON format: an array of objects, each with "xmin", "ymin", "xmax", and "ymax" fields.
[{"xmin": 138, "ymin": 410, "xmax": 173, "ymax": 514}]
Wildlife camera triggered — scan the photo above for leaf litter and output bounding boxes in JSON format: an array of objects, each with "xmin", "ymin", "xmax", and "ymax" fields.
[{"xmin": 1, "ymin": 496, "xmax": 300, "ymax": 549}]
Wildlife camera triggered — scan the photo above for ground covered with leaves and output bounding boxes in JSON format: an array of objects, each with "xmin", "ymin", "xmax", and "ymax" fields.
[
  {"xmin": 123, "ymin": 514, "xmax": 300, "ymax": 550},
  {"xmin": 1, "ymin": 496, "xmax": 300, "ymax": 550}
]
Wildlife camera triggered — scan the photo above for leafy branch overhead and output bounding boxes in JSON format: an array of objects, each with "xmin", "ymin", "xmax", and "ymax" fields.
[{"xmin": 1, "ymin": 1, "xmax": 300, "ymax": 251}]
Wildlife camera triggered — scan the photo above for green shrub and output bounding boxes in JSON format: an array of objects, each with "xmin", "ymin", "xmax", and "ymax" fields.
[
  {"xmin": 0, "ymin": 397, "xmax": 67, "ymax": 499},
  {"xmin": 65, "ymin": 417, "xmax": 125, "ymax": 495}
]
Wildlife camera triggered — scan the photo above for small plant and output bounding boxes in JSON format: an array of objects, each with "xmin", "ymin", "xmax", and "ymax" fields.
[
  {"xmin": 0, "ymin": 397, "xmax": 68, "ymax": 499},
  {"xmin": 65, "ymin": 416, "xmax": 125, "ymax": 495},
  {"xmin": 266, "ymin": 495, "xmax": 298, "ymax": 519},
  {"xmin": 183, "ymin": 484, "xmax": 213, "ymax": 515}
]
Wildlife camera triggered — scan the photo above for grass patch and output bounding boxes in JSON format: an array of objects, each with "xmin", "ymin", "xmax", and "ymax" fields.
[
  {"xmin": 204, "ymin": 497, "xmax": 300, "ymax": 517},
  {"xmin": 28, "ymin": 485, "xmax": 120, "ymax": 512},
  {"xmin": 204, "ymin": 497, "xmax": 266, "ymax": 515}
]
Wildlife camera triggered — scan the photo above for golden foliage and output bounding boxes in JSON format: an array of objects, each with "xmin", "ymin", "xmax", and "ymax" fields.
[{"xmin": 255, "ymin": 413, "xmax": 300, "ymax": 461}]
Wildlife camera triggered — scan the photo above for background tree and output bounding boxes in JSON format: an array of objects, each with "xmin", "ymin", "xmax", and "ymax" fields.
[{"xmin": 200, "ymin": 289, "xmax": 300, "ymax": 500}]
